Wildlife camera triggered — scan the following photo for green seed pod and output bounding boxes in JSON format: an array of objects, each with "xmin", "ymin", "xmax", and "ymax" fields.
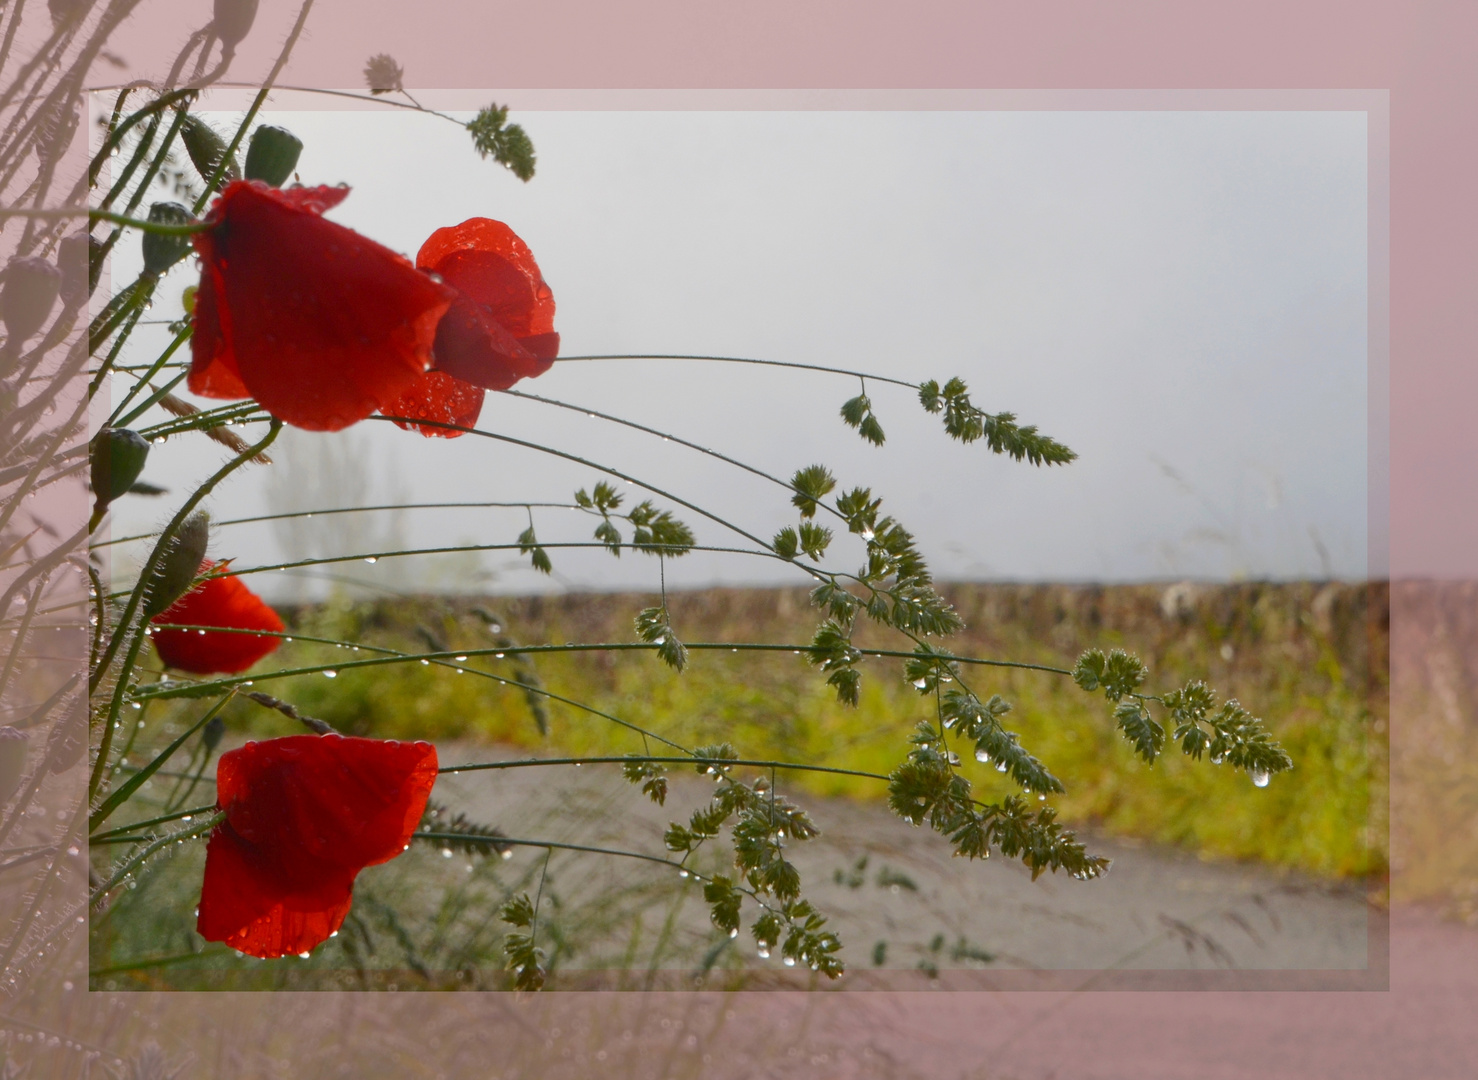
[
  {"xmin": 140, "ymin": 202, "xmax": 194, "ymax": 276},
  {"xmin": 244, "ymin": 125, "xmax": 302, "ymax": 187},
  {"xmin": 1, "ymin": 256, "xmax": 61, "ymax": 345},
  {"xmin": 202, "ymin": 715, "xmax": 226, "ymax": 753},
  {"xmin": 180, "ymin": 115, "xmax": 239, "ymax": 191},
  {"xmin": 143, "ymin": 511, "xmax": 211, "ymax": 618},
  {"xmin": 0, "ymin": 727, "xmax": 27, "ymax": 805},
  {"xmin": 90, "ymin": 428, "xmax": 151, "ymax": 517}
]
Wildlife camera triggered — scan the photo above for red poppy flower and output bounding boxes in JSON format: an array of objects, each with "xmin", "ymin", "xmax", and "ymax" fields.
[
  {"xmin": 196, "ymin": 734, "xmax": 438, "ymax": 959},
  {"xmin": 381, "ymin": 218, "xmax": 559, "ymax": 437},
  {"xmin": 188, "ymin": 180, "xmax": 456, "ymax": 432},
  {"xmin": 150, "ymin": 561, "xmax": 284, "ymax": 675}
]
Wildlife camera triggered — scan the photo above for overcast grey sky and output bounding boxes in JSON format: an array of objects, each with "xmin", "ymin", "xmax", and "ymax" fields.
[{"xmin": 107, "ymin": 108, "xmax": 1369, "ymax": 600}]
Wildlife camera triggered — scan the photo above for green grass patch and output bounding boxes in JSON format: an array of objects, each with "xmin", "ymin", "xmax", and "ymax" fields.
[{"xmin": 149, "ymin": 581, "xmax": 1388, "ymax": 881}]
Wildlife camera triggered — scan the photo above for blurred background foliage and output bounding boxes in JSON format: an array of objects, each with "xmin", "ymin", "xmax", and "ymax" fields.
[{"xmin": 154, "ymin": 580, "xmax": 1388, "ymax": 882}]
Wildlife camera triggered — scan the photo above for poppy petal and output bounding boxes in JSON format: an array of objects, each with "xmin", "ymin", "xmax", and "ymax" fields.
[
  {"xmin": 189, "ymin": 182, "xmax": 454, "ymax": 432},
  {"xmin": 416, "ymin": 218, "xmax": 557, "ymax": 392},
  {"xmin": 195, "ymin": 822, "xmax": 356, "ymax": 958},
  {"xmin": 429, "ymin": 294, "xmax": 552, "ymax": 392},
  {"xmin": 381, "ymin": 369, "xmax": 485, "ymax": 437},
  {"xmin": 418, "ymin": 218, "xmax": 555, "ymax": 337},
  {"xmin": 151, "ymin": 562, "xmax": 284, "ymax": 675},
  {"xmin": 185, "ymin": 254, "xmax": 250, "ymax": 399},
  {"xmin": 197, "ymin": 735, "xmax": 438, "ymax": 959}
]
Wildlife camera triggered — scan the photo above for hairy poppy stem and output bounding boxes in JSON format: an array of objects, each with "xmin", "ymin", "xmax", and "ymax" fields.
[
  {"xmin": 90, "ymin": 691, "xmax": 234, "ymax": 832},
  {"xmin": 87, "ymin": 209, "xmax": 208, "ymax": 236},
  {"xmin": 86, "ymin": 89, "xmax": 197, "ymax": 187},
  {"xmin": 90, "ymin": 803, "xmax": 217, "ymax": 844},
  {"xmin": 89, "ymin": 420, "xmax": 282, "ymax": 805},
  {"xmin": 89, "ymin": 813, "xmax": 223, "ymax": 908},
  {"xmin": 106, "ymin": 325, "xmax": 192, "ymax": 428}
]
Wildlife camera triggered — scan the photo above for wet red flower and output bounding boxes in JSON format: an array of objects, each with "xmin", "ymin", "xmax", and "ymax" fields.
[
  {"xmin": 188, "ymin": 180, "xmax": 455, "ymax": 432},
  {"xmin": 382, "ymin": 218, "xmax": 559, "ymax": 437},
  {"xmin": 150, "ymin": 561, "xmax": 284, "ymax": 675},
  {"xmin": 196, "ymin": 734, "xmax": 438, "ymax": 959}
]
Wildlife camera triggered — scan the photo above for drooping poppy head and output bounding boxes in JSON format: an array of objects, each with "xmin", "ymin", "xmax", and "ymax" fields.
[
  {"xmin": 188, "ymin": 180, "xmax": 456, "ymax": 432},
  {"xmin": 380, "ymin": 217, "xmax": 559, "ymax": 437},
  {"xmin": 150, "ymin": 561, "xmax": 284, "ymax": 675},
  {"xmin": 197, "ymin": 735, "xmax": 438, "ymax": 959}
]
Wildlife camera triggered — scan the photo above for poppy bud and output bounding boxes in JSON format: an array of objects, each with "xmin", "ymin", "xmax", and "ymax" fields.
[
  {"xmin": 88, "ymin": 234, "xmax": 105, "ymax": 297},
  {"xmin": 0, "ymin": 727, "xmax": 26, "ymax": 806},
  {"xmin": 48, "ymin": 0, "xmax": 84, "ymax": 26},
  {"xmin": 1, "ymin": 256, "xmax": 62, "ymax": 346},
  {"xmin": 202, "ymin": 715, "xmax": 226, "ymax": 753},
  {"xmin": 35, "ymin": 100, "xmax": 80, "ymax": 167},
  {"xmin": 244, "ymin": 125, "xmax": 302, "ymax": 187},
  {"xmin": 143, "ymin": 511, "xmax": 211, "ymax": 618},
  {"xmin": 90, "ymin": 428, "xmax": 151, "ymax": 520},
  {"xmin": 212, "ymin": 0, "xmax": 260, "ymax": 51},
  {"xmin": 141, "ymin": 202, "xmax": 194, "ymax": 276},
  {"xmin": 45, "ymin": 704, "xmax": 85, "ymax": 774},
  {"xmin": 57, "ymin": 231, "xmax": 92, "ymax": 307},
  {"xmin": 181, "ymin": 116, "xmax": 239, "ymax": 191}
]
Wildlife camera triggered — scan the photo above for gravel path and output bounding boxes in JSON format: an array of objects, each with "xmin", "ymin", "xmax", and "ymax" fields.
[{"xmin": 431, "ymin": 742, "xmax": 1374, "ymax": 981}]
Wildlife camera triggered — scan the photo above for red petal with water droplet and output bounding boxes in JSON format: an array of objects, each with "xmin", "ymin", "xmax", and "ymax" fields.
[
  {"xmin": 150, "ymin": 561, "xmax": 283, "ymax": 675},
  {"xmin": 416, "ymin": 218, "xmax": 558, "ymax": 392},
  {"xmin": 197, "ymin": 735, "xmax": 438, "ymax": 959},
  {"xmin": 188, "ymin": 181, "xmax": 454, "ymax": 431},
  {"xmin": 381, "ymin": 369, "xmax": 485, "ymax": 437}
]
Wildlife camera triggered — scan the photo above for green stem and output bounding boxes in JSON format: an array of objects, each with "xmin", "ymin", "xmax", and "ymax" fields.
[
  {"xmin": 87, "ymin": 295, "xmax": 147, "ymax": 400},
  {"xmin": 504, "ymin": 387, "xmax": 846, "ymax": 523},
  {"xmin": 89, "ymin": 274, "xmax": 155, "ymax": 358},
  {"xmin": 137, "ymin": 633, "xmax": 688, "ymax": 753},
  {"xmin": 438, "ymin": 755, "xmax": 888, "ymax": 784},
  {"xmin": 86, "ymin": 89, "xmax": 197, "ymax": 187},
  {"xmin": 192, "ymin": 87, "xmax": 266, "ymax": 214},
  {"xmin": 95, "ymin": 501, "xmax": 586, "ymax": 549},
  {"xmin": 90, "ymin": 693, "xmax": 233, "ymax": 832},
  {"xmin": 102, "ymin": 695, "xmax": 150, "ymax": 785},
  {"xmin": 89, "ymin": 814, "xmax": 222, "ymax": 907},
  {"xmin": 107, "ymin": 326, "xmax": 191, "ymax": 427},
  {"xmin": 88, "ymin": 420, "xmax": 282, "ymax": 804},
  {"xmin": 88, "ymin": 209, "xmax": 207, "ymax": 236},
  {"xmin": 553, "ymin": 353, "xmax": 917, "ymax": 390},
  {"xmin": 90, "ymin": 804, "xmax": 218, "ymax": 844},
  {"xmin": 415, "ymin": 832, "xmax": 682, "ymax": 873},
  {"xmin": 371, "ymin": 416, "xmax": 775, "ymax": 553}
]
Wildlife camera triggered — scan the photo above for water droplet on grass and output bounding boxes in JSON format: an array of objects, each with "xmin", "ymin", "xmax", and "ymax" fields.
[{"xmin": 1251, "ymin": 768, "xmax": 1270, "ymax": 788}]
